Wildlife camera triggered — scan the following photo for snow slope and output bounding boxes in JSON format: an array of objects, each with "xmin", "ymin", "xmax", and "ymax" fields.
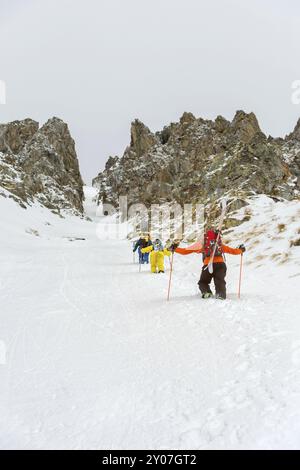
[{"xmin": 0, "ymin": 188, "xmax": 300, "ymax": 449}]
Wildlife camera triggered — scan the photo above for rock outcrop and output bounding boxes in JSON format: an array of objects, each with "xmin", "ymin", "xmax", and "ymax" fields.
[
  {"xmin": 93, "ymin": 111, "xmax": 300, "ymax": 218},
  {"xmin": 0, "ymin": 117, "xmax": 84, "ymax": 213}
]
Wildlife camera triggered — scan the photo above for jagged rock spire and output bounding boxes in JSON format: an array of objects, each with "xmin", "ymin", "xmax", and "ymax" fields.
[
  {"xmin": 287, "ymin": 118, "xmax": 300, "ymax": 141},
  {"xmin": 231, "ymin": 110, "xmax": 262, "ymax": 142},
  {"xmin": 0, "ymin": 117, "xmax": 84, "ymax": 213}
]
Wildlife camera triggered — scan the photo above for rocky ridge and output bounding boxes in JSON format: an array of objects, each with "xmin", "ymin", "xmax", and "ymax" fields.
[{"xmin": 93, "ymin": 111, "xmax": 300, "ymax": 227}]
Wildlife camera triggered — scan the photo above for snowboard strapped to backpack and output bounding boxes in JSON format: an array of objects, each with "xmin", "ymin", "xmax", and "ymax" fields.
[{"xmin": 203, "ymin": 230, "xmax": 223, "ymax": 259}]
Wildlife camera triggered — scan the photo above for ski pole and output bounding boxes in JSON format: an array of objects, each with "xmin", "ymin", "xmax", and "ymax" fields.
[
  {"xmin": 238, "ymin": 253, "xmax": 243, "ymax": 299},
  {"xmin": 132, "ymin": 241, "xmax": 136, "ymax": 264},
  {"xmin": 167, "ymin": 252, "xmax": 174, "ymax": 301}
]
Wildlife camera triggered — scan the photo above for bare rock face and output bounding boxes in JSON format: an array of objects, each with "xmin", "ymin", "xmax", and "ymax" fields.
[
  {"xmin": 283, "ymin": 118, "xmax": 300, "ymax": 190},
  {"xmin": 287, "ymin": 118, "xmax": 300, "ymax": 141},
  {"xmin": 130, "ymin": 119, "xmax": 158, "ymax": 158},
  {"xmin": 0, "ymin": 119, "xmax": 39, "ymax": 154},
  {"xmin": 0, "ymin": 117, "xmax": 84, "ymax": 213},
  {"xmin": 93, "ymin": 111, "xmax": 300, "ymax": 218},
  {"xmin": 230, "ymin": 110, "xmax": 262, "ymax": 143}
]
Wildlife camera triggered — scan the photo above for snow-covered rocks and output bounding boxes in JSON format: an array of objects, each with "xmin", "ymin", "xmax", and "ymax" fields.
[{"xmin": 0, "ymin": 117, "xmax": 84, "ymax": 214}]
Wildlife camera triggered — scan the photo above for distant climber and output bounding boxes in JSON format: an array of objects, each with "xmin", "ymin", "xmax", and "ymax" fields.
[
  {"xmin": 141, "ymin": 238, "xmax": 171, "ymax": 273},
  {"xmin": 170, "ymin": 230, "xmax": 245, "ymax": 299},
  {"xmin": 133, "ymin": 234, "xmax": 152, "ymax": 264}
]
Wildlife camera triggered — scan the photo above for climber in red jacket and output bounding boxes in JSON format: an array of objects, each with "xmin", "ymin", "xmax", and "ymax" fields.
[{"xmin": 172, "ymin": 230, "xmax": 245, "ymax": 299}]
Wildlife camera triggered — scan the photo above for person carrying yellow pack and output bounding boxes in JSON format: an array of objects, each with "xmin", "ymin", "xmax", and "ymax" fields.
[{"xmin": 141, "ymin": 238, "xmax": 171, "ymax": 273}]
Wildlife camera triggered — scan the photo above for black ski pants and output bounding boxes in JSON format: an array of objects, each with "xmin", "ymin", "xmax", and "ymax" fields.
[{"xmin": 198, "ymin": 262, "xmax": 227, "ymax": 299}]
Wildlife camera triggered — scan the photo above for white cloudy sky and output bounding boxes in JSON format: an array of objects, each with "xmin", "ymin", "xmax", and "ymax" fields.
[{"xmin": 0, "ymin": 0, "xmax": 299, "ymax": 182}]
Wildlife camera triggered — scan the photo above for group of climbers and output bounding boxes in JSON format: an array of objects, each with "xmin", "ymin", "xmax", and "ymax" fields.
[
  {"xmin": 133, "ymin": 234, "xmax": 171, "ymax": 273},
  {"xmin": 132, "ymin": 228, "xmax": 246, "ymax": 300}
]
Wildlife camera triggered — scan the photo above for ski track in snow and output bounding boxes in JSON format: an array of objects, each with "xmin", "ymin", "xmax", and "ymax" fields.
[{"xmin": 0, "ymin": 187, "xmax": 300, "ymax": 449}]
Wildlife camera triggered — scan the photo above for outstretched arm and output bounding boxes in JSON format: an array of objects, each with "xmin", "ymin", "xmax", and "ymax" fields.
[
  {"xmin": 175, "ymin": 247, "xmax": 203, "ymax": 256},
  {"xmin": 141, "ymin": 245, "xmax": 153, "ymax": 254},
  {"xmin": 222, "ymin": 245, "xmax": 243, "ymax": 255}
]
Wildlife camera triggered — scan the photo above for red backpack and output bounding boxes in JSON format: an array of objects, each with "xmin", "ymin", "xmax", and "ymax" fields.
[{"xmin": 203, "ymin": 230, "xmax": 223, "ymax": 259}]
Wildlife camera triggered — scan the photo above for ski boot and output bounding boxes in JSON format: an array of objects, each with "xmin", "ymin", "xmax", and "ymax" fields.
[
  {"xmin": 202, "ymin": 292, "xmax": 213, "ymax": 299},
  {"xmin": 215, "ymin": 294, "xmax": 226, "ymax": 300}
]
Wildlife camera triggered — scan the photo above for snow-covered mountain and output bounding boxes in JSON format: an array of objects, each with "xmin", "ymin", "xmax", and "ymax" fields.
[{"xmin": 0, "ymin": 187, "xmax": 300, "ymax": 449}]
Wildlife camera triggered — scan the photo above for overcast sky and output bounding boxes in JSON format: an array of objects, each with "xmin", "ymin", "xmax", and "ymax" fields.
[{"xmin": 0, "ymin": 0, "xmax": 299, "ymax": 183}]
